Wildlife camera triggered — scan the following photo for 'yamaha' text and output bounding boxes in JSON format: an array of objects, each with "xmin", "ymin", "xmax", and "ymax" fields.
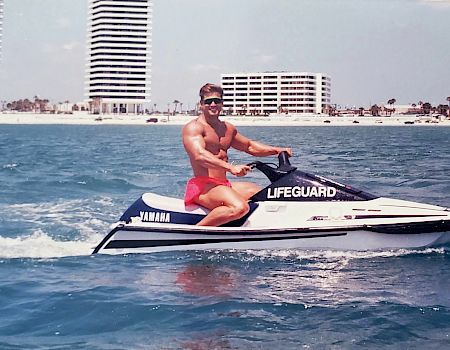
[
  {"xmin": 267, "ymin": 186, "xmax": 337, "ymax": 199},
  {"xmin": 140, "ymin": 211, "xmax": 171, "ymax": 223}
]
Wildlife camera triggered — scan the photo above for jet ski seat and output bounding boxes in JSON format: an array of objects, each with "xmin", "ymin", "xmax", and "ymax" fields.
[
  {"xmin": 142, "ymin": 193, "xmax": 208, "ymax": 215},
  {"xmin": 133, "ymin": 193, "xmax": 259, "ymax": 227}
]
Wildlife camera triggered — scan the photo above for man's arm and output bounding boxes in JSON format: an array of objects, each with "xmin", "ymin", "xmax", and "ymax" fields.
[
  {"xmin": 231, "ymin": 129, "xmax": 292, "ymax": 157},
  {"xmin": 182, "ymin": 122, "xmax": 250, "ymax": 176}
]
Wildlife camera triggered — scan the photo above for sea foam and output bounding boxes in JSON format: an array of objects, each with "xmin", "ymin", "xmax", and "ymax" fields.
[{"xmin": 0, "ymin": 229, "xmax": 97, "ymax": 259}]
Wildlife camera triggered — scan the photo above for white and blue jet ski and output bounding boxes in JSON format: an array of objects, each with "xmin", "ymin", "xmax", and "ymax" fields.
[{"xmin": 93, "ymin": 152, "xmax": 450, "ymax": 254}]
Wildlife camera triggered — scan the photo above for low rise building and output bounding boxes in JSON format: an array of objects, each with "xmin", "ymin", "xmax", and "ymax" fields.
[{"xmin": 221, "ymin": 72, "xmax": 331, "ymax": 115}]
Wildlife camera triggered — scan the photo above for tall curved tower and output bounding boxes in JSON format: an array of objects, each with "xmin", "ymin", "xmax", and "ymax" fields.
[{"xmin": 85, "ymin": 0, "xmax": 152, "ymax": 114}]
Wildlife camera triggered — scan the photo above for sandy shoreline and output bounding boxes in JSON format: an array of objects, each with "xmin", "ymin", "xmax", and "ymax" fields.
[{"xmin": 1, "ymin": 112, "xmax": 449, "ymax": 126}]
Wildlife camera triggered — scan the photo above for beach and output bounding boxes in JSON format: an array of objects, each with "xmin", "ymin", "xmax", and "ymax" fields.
[{"xmin": 1, "ymin": 112, "xmax": 449, "ymax": 126}]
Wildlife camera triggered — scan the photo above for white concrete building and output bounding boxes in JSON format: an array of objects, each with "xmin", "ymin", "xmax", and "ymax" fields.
[
  {"xmin": 221, "ymin": 72, "xmax": 331, "ymax": 115},
  {"xmin": 85, "ymin": 0, "xmax": 152, "ymax": 114}
]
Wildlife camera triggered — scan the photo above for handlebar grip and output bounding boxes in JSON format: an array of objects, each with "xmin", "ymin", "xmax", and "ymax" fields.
[
  {"xmin": 278, "ymin": 151, "xmax": 291, "ymax": 166},
  {"xmin": 246, "ymin": 161, "xmax": 260, "ymax": 169}
]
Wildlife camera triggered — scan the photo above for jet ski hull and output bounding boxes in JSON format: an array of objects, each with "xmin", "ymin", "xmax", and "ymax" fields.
[{"xmin": 93, "ymin": 220, "xmax": 450, "ymax": 255}]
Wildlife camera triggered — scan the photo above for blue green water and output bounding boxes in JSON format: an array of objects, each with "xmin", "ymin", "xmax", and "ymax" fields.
[{"xmin": 1, "ymin": 125, "xmax": 450, "ymax": 349}]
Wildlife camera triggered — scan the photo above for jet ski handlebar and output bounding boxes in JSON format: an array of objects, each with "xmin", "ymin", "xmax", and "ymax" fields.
[{"xmin": 246, "ymin": 151, "xmax": 297, "ymax": 183}]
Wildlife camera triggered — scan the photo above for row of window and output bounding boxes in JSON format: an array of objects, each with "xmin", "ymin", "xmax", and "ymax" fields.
[
  {"xmin": 90, "ymin": 58, "xmax": 147, "ymax": 63},
  {"xmin": 90, "ymin": 76, "xmax": 146, "ymax": 81},
  {"xmin": 223, "ymin": 81, "xmax": 317, "ymax": 86},
  {"xmin": 89, "ymin": 65, "xmax": 148, "ymax": 69},
  {"xmin": 91, "ymin": 22, "xmax": 149, "ymax": 28},
  {"xmin": 92, "ymin": 10, "xmax": 150, "ymax": 16},
  {"xmin": 91, "ymin": 16, "xmax": 149, "ymax": 22},
  {"xmin": 91, "ymin": 34, "xmax": 148, "ymax": 39},
  {"xmin": 90, "ymin": 52, "xmax": 147, "ymax": 57},
  {"xmin": 92, "ymin": 0, "xmax": 149, "ymax": 3},
  {"xmin": 280, "ymin": 76, "xmax": 317, "ymax": 79},
  {"xmin": 222, "ymin": 107, "xmax": 317, "ymax": 114},
  {"xmin": 90, "ymin": 83, "xmax": 146, "ymax": 87},
  {"xmin": 280, "ymin": 87, "xmax": 315, "ymax": 91},
  {"xmin": 89, "ymin": 95, "xmax": 146, "ymax": 100},
  {"xmin": 92, "ymin": 5, "xmax": 149, "ymax": 11},
  {"xmin": 223, "ymin": 86, "xmax": 317, "ymax": 91},
  {"xmin": 224, "ymin": 95, "xmax": 317, "ymax": 101},
  {"xmin": 224, "ymin": 98, "xmax": 280, "ymax": 102},
  {"xmin": 89, "ymin": 71, "xmax": 148, "ymax": 75},
  {"xmin": 224, "ymin": 98, "xmax": 315, "ymax": 107},
  {"xmin": 224, "ymin": 93, "xmax": 278, "ymax": 97},
  {"xmin": 223, "ymin": 103, "xmax": 317, "ymax": 109},
  {"xmin": 222, "ymin": 75, "xmax": 322, "ymax": 80},
  {"xmin": 91, "ymin": 28, "xmax": 147, "ymax": 34},
  {"xmin": 89, "ymin": 89, "xmax": 148, "ymax": 93},
  {"xmin": 90, "ymin": 41, "xmax": 149, "ymax": 47},
  {"xmin": 280, "ymin": 81, "xmax": 316, "ymax": 85},
  {"xmin": 91, "ymin": 46, "xmax": 149, "ymax": 51}
]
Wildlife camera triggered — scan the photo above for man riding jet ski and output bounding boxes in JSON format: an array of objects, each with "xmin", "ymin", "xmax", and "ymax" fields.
[
  {"xmin": 93, "ymin": 82, "xmax": 450, "ymax": 254},
  {"xmin": 181, "ymin": 83, "xmax": 293, "ymax": 227},
  {"xmin": 93, "ymin": 151, "xmax": 450, "ymax": 254}
]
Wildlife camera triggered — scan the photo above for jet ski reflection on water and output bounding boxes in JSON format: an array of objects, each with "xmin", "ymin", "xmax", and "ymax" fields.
[{"xmin": 93, "ymin": 152, "xmax": 450, "ymax": 254}]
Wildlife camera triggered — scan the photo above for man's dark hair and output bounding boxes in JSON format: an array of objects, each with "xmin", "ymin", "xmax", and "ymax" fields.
[{"xmin": 199, "ymin": 83, "xmax": 223, "ymax": 101}]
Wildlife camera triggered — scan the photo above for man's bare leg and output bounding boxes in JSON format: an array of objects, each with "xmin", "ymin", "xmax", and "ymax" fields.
[
  {"xmin": 231, "ymin": 181, "xmax": 261, "ymax": 200},
  {"xmin": 194, "ymin": 185, "xmax": 249, "ymax": 226}
]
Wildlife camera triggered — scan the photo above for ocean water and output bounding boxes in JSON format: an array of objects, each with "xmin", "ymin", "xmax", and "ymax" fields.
[{"xmin": 0, "ymin": 124, "xmax": 449, "ymax": 349}]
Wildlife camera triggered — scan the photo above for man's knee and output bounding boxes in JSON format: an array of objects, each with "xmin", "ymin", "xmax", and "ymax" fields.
[{"xmin": 229, "ymin": 200, "xmax": 249, "ymax": 219}]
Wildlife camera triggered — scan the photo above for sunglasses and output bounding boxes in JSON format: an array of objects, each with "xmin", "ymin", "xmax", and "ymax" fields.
[{"xmin": 202, "ymin": 98, "xmax": 223, "ymax": 105}]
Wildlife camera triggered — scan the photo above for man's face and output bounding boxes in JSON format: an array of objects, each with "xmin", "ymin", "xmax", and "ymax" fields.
[{"xmin": 200, "ymin": 92, "xmax": 223, "ymax": 118}]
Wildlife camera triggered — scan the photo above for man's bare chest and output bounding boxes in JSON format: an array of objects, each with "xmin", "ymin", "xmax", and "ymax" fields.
[{"xmin": 203, "ymin": 129, "xmax": 233, "ymax": 153}]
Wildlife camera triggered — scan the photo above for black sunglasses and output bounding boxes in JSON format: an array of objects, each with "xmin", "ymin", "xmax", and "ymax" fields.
[{"xmin": 203, "ymin": 98, "xmax": 223, "ymax": 105}]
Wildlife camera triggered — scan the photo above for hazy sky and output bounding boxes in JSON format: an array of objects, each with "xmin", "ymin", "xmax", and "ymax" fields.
[{"xmin": 0, "ymin": 0, "xmax": 449, "ymax": 108}]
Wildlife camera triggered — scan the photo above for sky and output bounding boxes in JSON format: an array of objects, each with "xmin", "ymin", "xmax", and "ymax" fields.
[{"xmin": 0, "ymin": 0, "xmax": 449, "ymax": 109}]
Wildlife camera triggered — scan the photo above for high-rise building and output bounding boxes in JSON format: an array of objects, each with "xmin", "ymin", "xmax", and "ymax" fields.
[
  {"xmin": 221, "ymin": 72, "xmax": 331, "ymax": 115},
  {"xmin": 85, "ymin": 0, "xmax": 152, "ymax": 114}
]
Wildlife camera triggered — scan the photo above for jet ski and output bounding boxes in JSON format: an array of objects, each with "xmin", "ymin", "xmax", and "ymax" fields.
[{"xmin": 93, "ymin": 152, "xmax": 450, "ymax": 254}]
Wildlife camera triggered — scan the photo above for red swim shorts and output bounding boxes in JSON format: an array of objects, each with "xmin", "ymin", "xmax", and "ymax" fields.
[{"xmin": 184, "ymin": 176, "xmax": 232, "ymax": 206}]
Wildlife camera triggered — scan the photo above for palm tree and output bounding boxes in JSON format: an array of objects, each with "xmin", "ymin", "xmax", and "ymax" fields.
[
  {"xmin": 172, "ymin": 100, "xmax": 180, "ymax": 115},
  {"xmin": 326, "ymin": 104, "xmax": 336, "ymax": 116},
  {"xmin": 358, "ymin": 107, "xmax": 364, "ymax": 116},
  {"xmin": 33, "ymin": 95, "xmax": 40, "ymax": 113},
  {"xmin": 386, "ymin": 99, "xmax": 396, "ymax": 116},
  {"xmin": 370, "ymin": 104, "xmax": 381, "ymax": 117},
  {"xmin": 422, "ymin": 102, "xmax": 432, "ymax": 115}
]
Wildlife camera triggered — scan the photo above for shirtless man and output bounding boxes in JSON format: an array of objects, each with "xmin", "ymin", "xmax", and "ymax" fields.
[{"xmin": 182, "ymin": 83, "xmax": 292, "ymax": 226}]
